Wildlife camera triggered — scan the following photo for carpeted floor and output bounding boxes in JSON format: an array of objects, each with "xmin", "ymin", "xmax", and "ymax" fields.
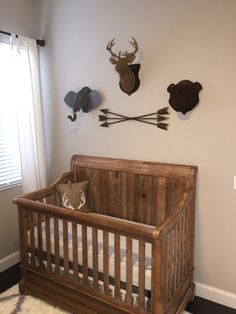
[{"xmin": 0, "ymin": 284, "xmax": 191, "ymax": 313}]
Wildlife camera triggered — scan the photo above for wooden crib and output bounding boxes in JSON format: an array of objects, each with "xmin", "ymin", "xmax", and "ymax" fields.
[{"xmin": 13, "ymin": 155, "xmax": 197, "ymax": 314}]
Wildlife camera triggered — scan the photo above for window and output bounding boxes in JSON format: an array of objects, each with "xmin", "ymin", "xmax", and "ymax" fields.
[
  {"xmin": 0, "ymin": 34, "xmax": 47, "ymax": 193},
  {"xmin": 0, "ymin": 41, "xmax": 22, "ymax": 190}
]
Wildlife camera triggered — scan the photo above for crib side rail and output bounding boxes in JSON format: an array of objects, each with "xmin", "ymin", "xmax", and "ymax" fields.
[
  {"xmin": 16, "ymin": 201, "xmax": 160, "ymax": 313},
  {"xmin": 154, "ymin": 188, "xmax": 195, "ymax": 312},
  {"xmin": 15, "ymin": 198, "xmax": 159, "ymax": 242},
  {"xmin": 14, "ymin": 172, "xmax": 73, "ymax": 202}
]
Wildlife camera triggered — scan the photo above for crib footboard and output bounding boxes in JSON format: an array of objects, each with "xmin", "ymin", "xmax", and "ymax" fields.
[
  {"xmin": 15, "ymin": 197, "xmax": 161, "ymax": 314},
  {"xmin": 14, "ymin": 188, "xmax": 194, "ymax": 314}
]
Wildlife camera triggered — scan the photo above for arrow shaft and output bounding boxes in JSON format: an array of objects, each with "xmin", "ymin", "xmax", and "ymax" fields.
[
  {"xmin": 133, "ymin": 112, "xmax": 157, "ymax": 119},
  {"xmin": 135, "ymin": 119, "xmax": 158, "ymax": 126},
  {"xmin": 107, "ymin": 118, "xmax": 129, "ymax": 125},
  {"xmin": 106, "ymin": 117, "xmax": 128, "ymax": 120},
  {"xmin": 107, "ymin": 111, "xmax": 128, "ymax": 119}
]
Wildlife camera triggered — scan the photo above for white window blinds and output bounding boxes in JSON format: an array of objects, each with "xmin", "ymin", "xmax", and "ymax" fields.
[{"xmin": 0, "ymin": 41, "xmax": 22, "ymax": 190}]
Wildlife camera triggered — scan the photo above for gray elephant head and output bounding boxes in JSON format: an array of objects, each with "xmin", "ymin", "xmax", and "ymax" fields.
[{"xmin": 64, "ymin": 86, "xmax": 102, "ymax": 122}]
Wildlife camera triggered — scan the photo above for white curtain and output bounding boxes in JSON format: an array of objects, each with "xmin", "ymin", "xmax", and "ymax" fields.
[{"xmin": 10, "ymin": 35, "xmax": 47, "ymax": 193}]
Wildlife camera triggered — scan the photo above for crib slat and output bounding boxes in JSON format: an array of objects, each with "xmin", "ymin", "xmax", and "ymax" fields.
[
  {"xmin": 138, "ymin": 240, "xmax": 145, "ymax": 310},
  {"xmin": 54, "ymin": 217, "xmax": 60, "ymax": 275},
  {"xmin": 63, "ymin": 220, "xmax": 69, "ymax": 278},
  {"xmin": 92, "ymin": 228, "xmax": 98, "ymax": 290},
  {"xmin": 45, "ymin": 215, "xmax": 51, "ymax": 272},
  {"xmin": 173, "ymin": 224, "xmax": 178, "ymax": 292},
  {"xmin": 180, "ymin": 213, "xmax": 186, "ymax": 281},
  {"xmin": 72, "ymin": 222, "xmax": 78, "ymax": 284},
  {"xmin": 103, "ymin": 231, "xmax": 109, "ymax": 295},
  {"xmin": 177, "ymin": 220, "xmax": 181, "ymax": 287},
  {"xmin": 82, "ymin": 225, "xmax": 88, "ymax": 286},
  {"xmin": 166, "ymin": 232, "xmax": 171, "ymax": 302},
  {"xmin": 182, "ymin": 210, "xmax": 187, "ymax": 277},
  {"xmin": 37, "ymin": 213, "xmax": 43, "ymax": 269},
  {"xmin": 126, "ymin": 237, "xmax": 133, "ymax": 306},
  {"xmin": 151, "ymin": 238, "xmax": 163, "ymax": 313},
  {"xmin": 18, "ymin": 209, "xmax": 28, "ymax": 267},
  {"xmin": 28, "ymin": 211, "xmax": 35, "ymax": 266},
  {"xmin": 114, "ymin": 233, "xmax": 120, "ymax": 300},
  {"xmin": 170, "ymin": 230, "xmax": 175, "ymax": 298}
]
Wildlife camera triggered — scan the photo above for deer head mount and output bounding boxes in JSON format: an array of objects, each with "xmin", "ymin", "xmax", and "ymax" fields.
[{"xmin": 107, "ymin": 37, "xmax": 141, "ymax": 95}]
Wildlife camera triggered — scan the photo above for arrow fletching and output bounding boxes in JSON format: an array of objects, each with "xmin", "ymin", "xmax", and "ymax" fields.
[
  {"xmin": 100, "ymin": 121, "xmax": 109, "ymax": 127},
  {"xmin": 157, "ymin": 107, "xmax": 169, "ymax": 115},
  {"xmin": 98, "ymin": 115, "xmax": 107, "ymax": 121},
  {"xmin": 157, "ymin": 122, "xmax": 169, "ymax": 130},
  {"xmin": 157, "ymin": 115, "xmax": 169, "ymax": 122}
]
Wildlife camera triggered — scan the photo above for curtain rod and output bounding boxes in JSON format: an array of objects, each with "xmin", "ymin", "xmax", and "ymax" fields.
[{"xmin": 0, "ymin": 30, "xmax": 45, "ymax": 47}]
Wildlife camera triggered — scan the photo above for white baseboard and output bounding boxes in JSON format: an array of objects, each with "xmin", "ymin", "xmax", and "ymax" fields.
[
  {"xmin": 195, "ymin": 281, "xmax": 236, "ymax": 309},
  {"xmin": 0, "ymin": 251, "xmax": 20, "ymax": 273}
]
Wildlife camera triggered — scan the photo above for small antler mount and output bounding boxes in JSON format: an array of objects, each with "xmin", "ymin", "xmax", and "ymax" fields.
[{"xmin": 107, "ymin": 37, "xmax": 141, "ymax": 96}]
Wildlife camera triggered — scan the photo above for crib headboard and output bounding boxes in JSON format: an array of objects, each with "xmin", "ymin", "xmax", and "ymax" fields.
[{"xmin": 71, "ymin": 155, "xmax": 197, "ymax": 226}]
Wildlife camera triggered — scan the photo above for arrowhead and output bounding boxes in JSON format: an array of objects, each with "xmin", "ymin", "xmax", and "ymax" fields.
[{"xmin": 100, "ymin": 121, "xmax": 109, "ymax": 127}]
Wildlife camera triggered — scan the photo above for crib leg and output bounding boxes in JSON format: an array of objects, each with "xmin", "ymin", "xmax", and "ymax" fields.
[{"xmin": 189, "ymin": 282, "xmax": 196, "ymax": 302}]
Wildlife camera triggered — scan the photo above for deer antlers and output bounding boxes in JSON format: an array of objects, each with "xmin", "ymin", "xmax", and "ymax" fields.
[
  {"xmin": 120, "ymin": 37, "xmax": 138, "ymax": 63},
  {"xmin": 106, "ymin": 37, "xmax": 138, "ymax": 64},
  {"xmin": 61, "ymin": 191, "xmax": 86, "ymax": 210}
]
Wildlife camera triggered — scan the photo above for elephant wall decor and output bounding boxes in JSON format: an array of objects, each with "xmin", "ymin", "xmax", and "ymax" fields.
[{"xmin": 64, "ymin": 87, "xmax": 102, "ymax": 122}]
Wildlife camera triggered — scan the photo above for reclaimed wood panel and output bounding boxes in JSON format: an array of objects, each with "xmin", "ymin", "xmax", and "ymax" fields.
[
  {"xmin": 71, "ymin": 155, "xmax": 197, "ymax": 178},
  {"xmin": 72, "ymin": 159, "xmax": 192, "ymax": 228}
]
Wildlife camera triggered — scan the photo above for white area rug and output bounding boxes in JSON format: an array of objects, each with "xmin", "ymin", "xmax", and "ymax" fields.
[
  {"xmin": 0, "ymin": 284, "xmax": 191, "ymax": 313},
  {"xmin": 0, "ymin": 284, "xmax": 68, "ymax": 314}
]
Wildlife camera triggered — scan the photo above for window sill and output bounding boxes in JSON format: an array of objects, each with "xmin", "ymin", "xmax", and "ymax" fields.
[{"xmin": 0, "ymin": 182, "xmax": 22, "ymax": 192}]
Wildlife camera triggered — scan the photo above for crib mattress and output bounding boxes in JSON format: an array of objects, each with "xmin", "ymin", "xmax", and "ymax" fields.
[{"xmin": 28, "ymin": 218, "xmax": 152, "ymax": 290}]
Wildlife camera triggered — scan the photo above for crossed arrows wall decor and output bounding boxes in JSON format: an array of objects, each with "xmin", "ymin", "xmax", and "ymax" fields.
[{"xmin": 99, "ymin": 107, "xmax": 169, "ymax": 130}]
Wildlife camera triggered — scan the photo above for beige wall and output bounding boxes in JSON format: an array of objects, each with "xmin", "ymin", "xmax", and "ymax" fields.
[
  {"xmin": 0, "ymin": 186, "xmax": 21, "ymax": 259},
  {"xmin": 39, "ymin": 0, "xmax": 236, "ymax": 296},
  {"xmin": 0, "ymin": 0, "xmax": 40, "ymax": 38},
  {"xmin": 0, "ymin": 0, "xmax": 40, "ymax": 260}
]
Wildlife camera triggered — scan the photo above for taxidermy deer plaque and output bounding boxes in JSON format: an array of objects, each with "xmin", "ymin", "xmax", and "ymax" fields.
[
  {"xmin": 167, "ymin": 80, "xmax": 202, "ymax": 114},
  {"xmin": 107, "ymin": 37, "xmax": 140, "ymax": 96}
]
